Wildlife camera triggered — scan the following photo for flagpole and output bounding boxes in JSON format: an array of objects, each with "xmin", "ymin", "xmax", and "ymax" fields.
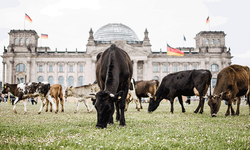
[
  {"xmin": 24, "ymin": 13, "xmax": 25, "ymax": 30},
  {"xmin": 166, "ymin": 41, "xmax": 168, "ymax": 75}
]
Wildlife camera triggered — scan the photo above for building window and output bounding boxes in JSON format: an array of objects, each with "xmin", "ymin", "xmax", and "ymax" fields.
[
  {"xmin": 49, "ymin": 65, "xmax": 53, "ymax": 72},
  {"xmin": 174, "ymin": 66, "xmax": 178, "ymax": 72},
  {"xmin": 15, "ymin": 38, "xmax": 18, "ymax": 44},
  {"xmin": 217, "ymin": 39, "xmax": 220, "ymax": 45},
  {"xmin": 17, "ymin": 78, "xmax": 24, "ymax": 84},
  {"xmin": 48, "ymin": 76, "xmax": 54, "ymax": 85},
  {"xmin": 58, "ymin": 76, "xmax": 64, "ymax": 87},
  {"xmin": 68, "ymin": 76, "xmax": 74, "ymax": 87},
  {"xmin": 206, "ymin": 39, "xmax": 209, "ymax": 44},
  {"xmin": 78, "ymin": 76, "xmax": 84, "ymax": 86},
  {"xmin": 38, "ymin": 76, "xmax": 44, "ymax": 82},
  {"xmin": 79, "ymin": 65, "xmax": 83, "ymax": 72},
  {"xmin": 212, "ymin": 78, "xmax": 217, "ymax": 88},
  {"xmin": 193, "ymin": 66, "xmax": 197, "ymax": 70},
  {"xmin": 69, "ymin": 65, "xmax": 73, "ymax": 72},
  {"xmin": 153, "ymin": 65, "xmax": 158, "ymax": 72},
  {"xmin": 211, "ymin": 39, "xmax": 214, "ymax": 44},
  {"xmin": 153, "ymin": 76, "xmax": 159, "ymax": 80},
  {"xmin": 26, "ymin": 38, "xmax": 29, "ymax": 44},
  {"xmin": 210, "ymin": 64, "xmax": 219, "ymax": 72},
  {"xmin": 184, "ymin": 66, "xmax": 187, "ymax": 71},
  {"xmin": 163, "ymin": 65, "xmax": 168, "ymax": 72},
  {"xmin": 59, "ymin": 65, "xmax": 63, "ymax": 72},
  {"xmin": 16, "ymin": 63, "xmax": 26, "ymax": 72},
  {"xmin": 39, "ymin": 65, "xmax": 43, "ymax": 72}
]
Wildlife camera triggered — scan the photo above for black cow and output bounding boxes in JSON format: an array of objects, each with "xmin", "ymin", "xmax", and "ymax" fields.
[
  {"xmin": 2, "ymin": 82, "xmax": 56, "ymax": 114},
  {"xmin": 148, "ymin": 69, "xmax": 212, "ymax": 114},
  {"xmin": 95, "ymin": 44, "xmax": 133, "ymax": 128}
]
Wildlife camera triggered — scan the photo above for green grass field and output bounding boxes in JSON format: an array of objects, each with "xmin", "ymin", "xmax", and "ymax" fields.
[{"xmin": 0, "ymin": 100, "xmax": 249, "ymax": 150}]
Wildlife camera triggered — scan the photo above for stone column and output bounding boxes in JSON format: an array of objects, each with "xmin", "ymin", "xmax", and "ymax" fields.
[
  {"xmin": 75, "ymin": 62, "xmax": 78, "ymax": 86},
  {"xmin": 44, "ymin": 62, "xmax": 48, "ymax": 82},
  {"xmin": 9, "ymin": 61, "xmax": 13, "ymax": 83},
  {"xmin": 133, "ymin": 60, "xmax": 138, "ymax": 81},
  {"xmin": 143, "ymin": 60, "xmax": 148, "ymax": 80},
  {"xmin": 26, "ymin": 61, "xmax": 31, "ymax": 82},
  {"xmin": 65, "ymin": 62, "xmax": 68, "ymax": 88},
  {"xmin": 55, "ymin": 62, "xmax": 58, "ymax": 84},
  {"xmin": 159, "ymin": 62, "xmax": 163, "ymax": 81},
  {"xmin": 2, "ymin": 62, "xmax": 5, "ymax": 86},
  {"xmin": 92, "ymin": 60, "xmax": 96, "ymax": 84}
]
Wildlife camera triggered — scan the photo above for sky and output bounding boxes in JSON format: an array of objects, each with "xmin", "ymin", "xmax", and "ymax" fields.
[{"xmin": 0, "ymin": 0, "xmax": 250, "ymax": 80}]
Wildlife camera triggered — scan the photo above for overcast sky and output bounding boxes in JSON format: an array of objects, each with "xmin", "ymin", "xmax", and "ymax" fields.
[{"xmin": 0, "ymin": 0, "xmax": 249, "ymax": 80}]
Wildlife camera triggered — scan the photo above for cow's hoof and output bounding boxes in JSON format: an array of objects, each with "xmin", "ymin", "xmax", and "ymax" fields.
[
  {"xmin": 119, "ymin": 124, "xmax": 126, "ymax": 127},
  {"xmin": 45, "ymin": 110, "xmax": 48, "ymax": 112},
  {"xmin": 74, "ymin": 111, "xmax": 77, "ymax": 114},
  {"xmin": 194, "ymin": 110, "xmax": 198, "ymax": 113},
  {"xmin": 38, "ymin": 112, "xmax": 41, "ymax": 114},
  {"xmin": 137, "ymin": 109, "xmax": 140, "ymax": 112},
  {"xmin": 199, "ymin": 111, "xmax": 203, "ymax": 114},
  {"xmin": 24, "ymin": 112, "xmax": 27, "ymax": 115},
  {"xmin": 13, "ymin": 110, "xmax": 17, "ymax": 114},
  {"xmin": 62, "ymin": 110, "xmax": 64, "ymax": 112},
  {"xmin": 50, "ymin": 110, "xmax": 52, "ymax": 112},
  {"xmin": 182, "ymin": 110, "xmax": 186, "ymax": 113},
  {"xmin": 89, "ymin": 110, "xmax": 93, "ymax": 113},
  {"xmin": 225, "ymin": 113, "xmax": 229, "ymax": 116},
  {"xmin": 55, "ymin": 111, "xmax": 58, "ymax": 114}
]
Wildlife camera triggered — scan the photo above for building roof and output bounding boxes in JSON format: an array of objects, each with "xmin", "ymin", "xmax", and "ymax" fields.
[{"xmin": 93, "ymin": 23, "xmax": 140, "ymax": 42}]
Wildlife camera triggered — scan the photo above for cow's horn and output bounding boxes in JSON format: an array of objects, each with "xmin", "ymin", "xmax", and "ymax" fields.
[
  {"xmin": 118, "ymin": 96, "xmax": 121, "ymax": 99},
  {"xmin": 110, "ymin": 93, "xmax": 115, "ymax": 97}
]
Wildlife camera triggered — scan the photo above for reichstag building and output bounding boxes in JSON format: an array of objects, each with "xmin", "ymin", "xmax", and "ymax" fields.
[{"xmin": 1, "ymin": 23, "xmax": 232, "ymax": 91}]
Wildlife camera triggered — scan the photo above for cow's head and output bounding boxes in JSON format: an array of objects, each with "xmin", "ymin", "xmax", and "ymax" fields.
[
  {"xmin": 95, "ymin": 90, "xmax": 124, "ymax": 128},
  {"xmin": 64, "ymin": 86, "xmax": 74, "ymax": 97},
  {"xmin": 2, "ymin": 83, "xmax": 10, "ymax": 94},
  {"xmin": 148, "ymin": 95, "xmax": 161, "ymax": 113},
  {"xmin": 207, "ymin": 92, "xmax": 223, "ymax": 117}
]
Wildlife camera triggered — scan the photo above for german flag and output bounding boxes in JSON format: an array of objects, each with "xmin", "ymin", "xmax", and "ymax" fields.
[
  {"xmin": 41, "ymin": 34, "xmax": 48, "ymax": 39},
  {"xmin": 25, "ymin": 13, "xmax": 32, "ymax": 23},
  {"xmin": 167, "ymin": 44, "xmax": 184, "ymax": 56},
  {"xmin": 206, "ymin": 16, "xmax": 209, "ymax": 24}
]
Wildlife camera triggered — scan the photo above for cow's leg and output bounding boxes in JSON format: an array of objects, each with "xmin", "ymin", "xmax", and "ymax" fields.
[
  {"xmin": 45, "ymin": 99, "xmax": 49, "ymax": 112},
  {"xmin": 235, "ymin": 97, "xmax": 240, "ymax": 116},
  {"xmin": 116, "ymin": 101, "xmax": 120, "ymax": 122},
  {"xmin": 169, "ymin": 94, "xmax": 175, "ymax": 113},
  {"xmin": 13, "ymin": 98, "xmax": 19, "ymax": 114},
  {"xmin": 139, "ymin": 97, "xmax": 143, "ymax": 109},
  {"xmin": 119, "ymin": 88, "xmax": 128, "ymax": 126},
  {"xmin": 134, "ymin": 98, "xmax": 140, "ymax": 111},
  {"xmin": 23, "ymin": 99, "xmax": 27, "ymax": 114},
  {"xmin": 230, "ymin": 99, "xmax": 236, "ymax": 116},
  {"xmin": 83, "ymin": 98, "xmax": 91, "ymax": 112},
  {"xmin": 178, "ymin": 95, "xmax": 185, "ymax": 113},
  {"xmin": 55, "ymin": 96, "xmax": 59, "ymax": 114},
  {"xmin": 49, "ymin": 102, "xmax": 52, "ymax": 112},
  {"xmin": 225, "ymin": 100, "xmax": 233, "ymax": 116},
  {"xmin": 60, "ymin": 97, "xmax": 64, "ymax": 112},
  {"xmin": 46, "ymin": 95, "xmax": 56, "ymax": 112},
  {"xmin": 38, "ymin": 98, "xmax": 45, "ymax": 114},
  {"xmin": 74, "ymin": 99, "xmax": 81, "ymax": 113}
]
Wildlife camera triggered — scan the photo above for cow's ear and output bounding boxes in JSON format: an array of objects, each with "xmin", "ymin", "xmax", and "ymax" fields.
[
  {"xmin": 114, "ymin": 90, "xmax": 124, "ymax": 100},
  {"xmin": 96, "ymin": 52, "xmax": 102, "ymax": 61}
]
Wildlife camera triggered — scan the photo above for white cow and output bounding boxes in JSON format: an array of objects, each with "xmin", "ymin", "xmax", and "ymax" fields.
[{"xmin": 64, "ymin": 83, "xmax": 100, "ymax": 113}]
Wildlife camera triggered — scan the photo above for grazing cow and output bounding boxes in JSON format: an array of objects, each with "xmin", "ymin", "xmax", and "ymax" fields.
[
  {"xmin": 95, "ymin": 44, "xmax": 133, "ymax": 128},
  {"xmin": 45, "ymin": 84, "xmax": 64, "ymax": 113},
  {"xmin": 148, "ymin": 69, "xmax": 212, "ymax": 114},
  {"xmin": 64, "ymin": 83, "xmax": 100, "ymax": 113},
  {"xmin": 125, "ymin": 78, "xmax": 140, "ymax": 111},
  {"xmin": 1, "ymin": 82, "xmax": 56, "ymax": 114},
  {"xmin": 208, "ymin": 64, "xmax": 250, "ymax": 117},
  {"xmin": 135, "ymin": 79, "xmax": 159, "ymax": 109}
]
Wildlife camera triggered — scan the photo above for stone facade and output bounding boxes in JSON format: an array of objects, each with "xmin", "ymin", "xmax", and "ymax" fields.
[{"xmin": 1, "ymin": 24, "xmax": 232, "ymax": 91}]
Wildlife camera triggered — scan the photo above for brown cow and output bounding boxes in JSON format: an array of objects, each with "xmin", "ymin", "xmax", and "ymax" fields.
[
  {"xmin": 208, "ymin": 64, "xmax": 250, "ymax": 117},
  {"xmin": 46, "ymin": 84, "xmax": 64, "ymax": 114},
  {"xmin": 135, "ymin": 79, "xmax": 159, "ymax": 109}
]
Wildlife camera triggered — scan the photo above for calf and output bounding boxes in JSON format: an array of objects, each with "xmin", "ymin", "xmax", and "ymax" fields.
[
  {"xmin": 125, "ymin": 78, "xmax": 140, "ymax": 111},
  {"xmin": 135, "ymin": 79, "xmax": 159, "ymax": 109},
  {"xmin": 1, "ymin": 82, "xmax": 56, "ymax": 114},
  {"xmin": 208, "ymin": 64, "xmax": 250, "ymax": 117},
  {"xmin": 64, "ymin": 83, "xmax": 100, "ymax": 113},
  {"xmin": 95, "ymin": 44, "xmax": 133, "ymax": 128},
  {"xmin": 45, "ymin": 84, "xmax": 64, "ymax": 113},
  {"xmin": 148, "ymin": 69, "xmax": 211, "ymax": 114}
]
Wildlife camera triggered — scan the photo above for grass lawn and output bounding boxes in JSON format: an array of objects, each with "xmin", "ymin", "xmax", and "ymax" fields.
[{"xmin": 0, "ymin": 100, "xmax": 249, "ymax": 150}]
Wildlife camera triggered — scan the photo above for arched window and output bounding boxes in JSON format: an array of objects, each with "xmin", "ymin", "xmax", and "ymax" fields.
[
  {"xmin": 68, "ymin": 76, "xmax": 74, "ymax": 87},
  {"xmin": 16, "ymin": 63, "xmax": 26, "ymax": 72},
  {"xmin": 211, "ymin": 78, "xmax": 217, "ymax": 88},
  {"xmin": 211, "ymin": 39, "xmax": 214, "ymax": 44},
  {"xmin": 210, "ymin": 64, "xmax": 219, "ymax": 72},
  {"xmin": 38, "ymin": 76, "xmax": 44, "ymax": 82},
  {"xmin": 153, "ymin": 65, "xmax": 158, "ymax": 72},
  {"xmin": 78, "ymin": 76, "xmax": 84, "ymax": 86},
  {"xmin": 26, "ymin": 38, "xmax": 29, "ymax": 44},
  {"xmin": 48, "ymin": 76, "xmax": 54, "ymax": 85},
  {"xmin": 15, "ymin": 38, "xmax": 18, "ymax": 44},
  {"xmin": 58, "ymin": 76, "xmax": 64, "ymax": 87},
  {"xmin": 153, "ymin": 76, "xmax": 159, "ymax": 80},
  {"xmin": 217, "ymin": 39, "xmax": 220, "ymax": 45},
  {"xmin": 17, "ymin": 78, "xmax": 24, "ymax": 84},
  {"xmin": 39, "ymin": 65, "xmax": 43, "ymax": 72}
]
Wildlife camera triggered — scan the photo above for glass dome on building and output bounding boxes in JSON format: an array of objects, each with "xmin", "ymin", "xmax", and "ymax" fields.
[{"xmin": 94, "ymin": 23, "xmax": 140, "ymax": 42}]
